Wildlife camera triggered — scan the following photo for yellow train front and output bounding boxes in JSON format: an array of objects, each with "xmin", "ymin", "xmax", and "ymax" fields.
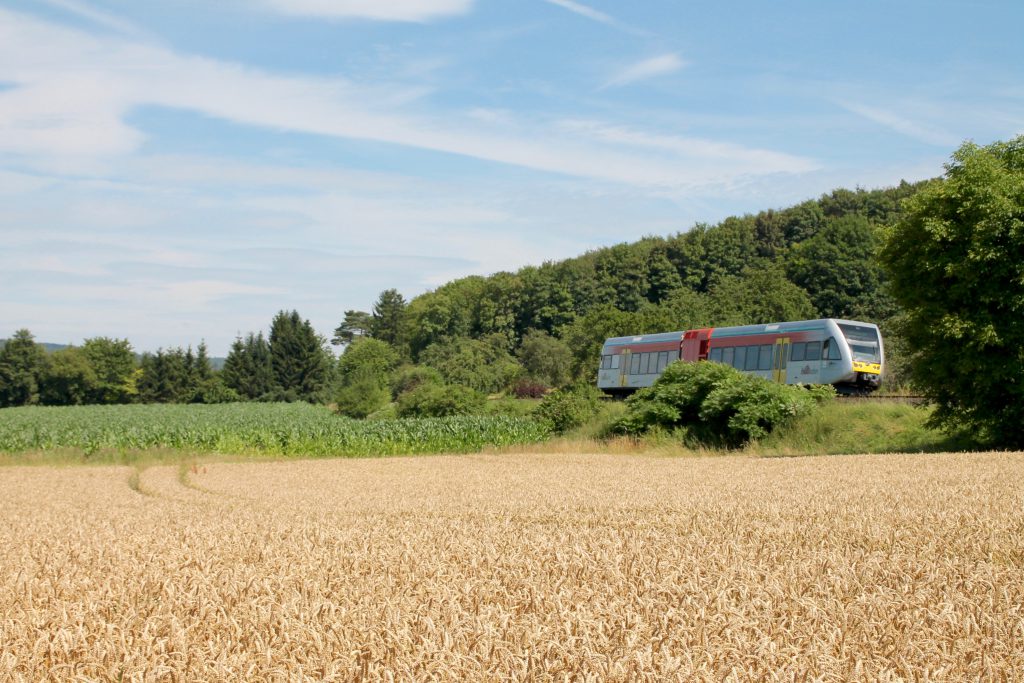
[{"xmin": 597, "ymin": 318, "xmax": 884, "ymax": 396}]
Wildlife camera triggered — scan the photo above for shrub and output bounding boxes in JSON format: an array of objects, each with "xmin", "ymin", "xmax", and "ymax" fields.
[
  {"xmin": 533, "ymin": 383, "xmax": 603, "ymax": 434},
  {"xmin": 391, "ymin": 365, "xmax": 443, "ymax": 400},
  {"xmin": 334, "ymin": 375, "xmax": 390, "ymax": 419},
  {"xmin": 615, "ymin": 361, "xmax": 828, "ymax": 447},
  {"xmin": 395, "ymin": 383, "xmax": 485, "ymax": 418},
  {"xmin": 512, "ymin": 378, "xmax": 549, "ymax": 399}
]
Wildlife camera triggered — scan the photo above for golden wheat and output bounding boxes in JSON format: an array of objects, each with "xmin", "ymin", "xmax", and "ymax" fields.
[{"xmin": 1, "ymin": 451, "xmax": 1022, "ymax": 681}]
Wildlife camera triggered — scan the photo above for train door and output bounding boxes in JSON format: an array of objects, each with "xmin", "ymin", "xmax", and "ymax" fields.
[
  {"xmin": 619, "ymin": 350, "xmax": 630, "ymax": 388},
  {"xmin": 772, "ymin": 337, "xmax": 790, "ymax": 383}
]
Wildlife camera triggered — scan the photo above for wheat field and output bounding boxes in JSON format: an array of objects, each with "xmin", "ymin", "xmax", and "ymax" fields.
[{"xmin": 1, "ymin": 451, "xmax": 1022, "ymax": 681}]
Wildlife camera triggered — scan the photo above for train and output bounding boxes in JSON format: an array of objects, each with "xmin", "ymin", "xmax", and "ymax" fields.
[{"xmin": 597, "ymin": 318, "xmax": 884, "ymax": 396}]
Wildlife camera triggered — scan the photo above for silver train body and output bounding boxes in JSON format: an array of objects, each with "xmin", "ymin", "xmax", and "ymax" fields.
[{"xmin": 597, "ymin": 318, "xmax": 884, "ymax": 395}]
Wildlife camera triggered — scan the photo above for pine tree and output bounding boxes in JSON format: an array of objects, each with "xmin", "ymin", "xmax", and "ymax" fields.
[
  {"xmin": 268, "ymin": 311, "xmax": 331, "ymax": 402},
  {"xmin": 371, "ymin": 289, "xmax": 407, "ymax": 348},
  {"xmin": 222, "ymin": 333, "xmax": 275, "ymax": 400}
]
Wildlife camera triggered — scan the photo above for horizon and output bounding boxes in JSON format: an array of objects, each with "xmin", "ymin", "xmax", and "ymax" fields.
[{"xmin": 2, "ymin": 0, "xmax": 1022, "ymax": 356}]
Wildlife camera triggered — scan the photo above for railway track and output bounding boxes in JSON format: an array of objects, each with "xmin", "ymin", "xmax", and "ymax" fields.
[{"xmin": 837, "ymin": 393, "xmax": 927, "ymax": 405}]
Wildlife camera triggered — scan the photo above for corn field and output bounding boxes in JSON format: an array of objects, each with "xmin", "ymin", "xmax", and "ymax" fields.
[
  {"xmin": 1, "ymin": 451, "xmax": 1022, "ymax": 680},
  {"xmin": 0, "ymin": 403, "xmax": 548, "ymax": 456}
]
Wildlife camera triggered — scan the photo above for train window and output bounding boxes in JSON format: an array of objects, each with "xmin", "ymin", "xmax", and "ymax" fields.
[
  {"xmin": 744, "ymin": 346, "xmax": 759, "ymax": 371},
  {"xmin": 805, "ymin": 342, "xmax": 821, "ymax": 361},
  {"xmin": 611, "ymin": 355, "xmax": 621, "ymax": 369},
  {"xmin": 791, "ymin": 342, "xmax": 806, "ymax": 362},
  {"xmin": 600, "ymin": 355, "xmax": 609, "ymax": 369},
  {"xmin": 733, "ymin": 346, "xmax": 746, "ymax": 369},
  {"xmin": 824, "ymin": 337, "xmax": 843, "ymax": 360},
  {"xmin": 657, "ymin": 351, "xmax": 669, "ymax": 372},
  {"xmin": 722, "ymin": 347, "xmax": 734, "ymax": 366},
  {"xmin": 644, "ymin": 352, "xmax": 655, "ymax": 374},
  {"xmin": 630, "ymin": 353, "xmax": 641, "ymax": 374},
  {"xmin": 709, "ymin": 348, "xmax": 722, "ymax": 363},
  {"xmin": 758, "ymin": 345, "xmax": 772, "ymax": 371}
]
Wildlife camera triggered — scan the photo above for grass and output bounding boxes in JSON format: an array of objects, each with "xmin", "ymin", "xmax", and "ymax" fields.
[{"xmin": 750, "ymin": 400, "xmax": 974, "ymax": 456}]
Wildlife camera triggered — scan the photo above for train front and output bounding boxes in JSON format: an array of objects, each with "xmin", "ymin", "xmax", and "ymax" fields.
[{"xmin": 835, "ymin": 320, "xmax": 884, "ymax": 392}]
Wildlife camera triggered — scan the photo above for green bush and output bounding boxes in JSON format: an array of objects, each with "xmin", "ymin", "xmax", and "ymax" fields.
[
  {"xmin": 615, "ymin": 361, "xmax": 829, "ymax": 447},
  {"xmin": 334, "ymin": 374, "xmax": 390, "ymax": 418},
  {"xmin": 395, "ymin": 383, "xmax": 485, "ymax": 418},
  {"xmin": 533, "ymin": 383, "xmax": 603, "ymax": 434},
  {"xmin": 391, "ymin": 365, "xmax": 443, "ymax": 400}
]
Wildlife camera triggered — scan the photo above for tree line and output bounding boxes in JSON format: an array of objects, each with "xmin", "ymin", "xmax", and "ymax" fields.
[
  {"xmin": 4, "ymin": 135, "xmax": 1022, "ymax": 448},
  {"xmin": 0, "ymin": 182, "xmax": 921, "ymax": 411}
]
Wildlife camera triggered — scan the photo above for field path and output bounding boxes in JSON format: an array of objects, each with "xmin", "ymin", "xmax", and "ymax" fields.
[{"xmin": 2, "ymin": 452, "xmax": 1023, "ymax": 680}]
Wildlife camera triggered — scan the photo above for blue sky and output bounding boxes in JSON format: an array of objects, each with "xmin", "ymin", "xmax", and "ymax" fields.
[{"xmin": 1, "ymin": 0, "xmax": 1022, "ymax": 355}]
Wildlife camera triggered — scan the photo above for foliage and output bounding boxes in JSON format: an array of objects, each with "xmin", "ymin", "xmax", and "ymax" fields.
[
  {"xmin": 338, "ymin": 337, "xmax": 400, "ymax": 385},
  {"xmin": 516, "ymin": 329, "xmax": 572, "ymax": 388},
  {"xmin": 420, "ymin": 335, "xmax": 522, "ymax": 394},
  {"xmin": 221, "ymin": 333, "xmax": 275, "ymax": 401},
  {"xmin": 615, "ymin": 361, "xmax": 827, "ymax": 447},
  {"xmin": 332, "ymin": 309, "xmax": 372, "ymax": 346},
  {"xmin": 137, "ymin": 344, "xmax": 219, "ymax": 404},
  {"xmin": 81, "ymin": 337, "xmax": 136, "ymax": 404},
  {"xmin": 708, "ymin": 264, "xmax": 817, "ymax": 326},
  {"xmin": 395, "ymin": 383, "xmax": 485, "ymax": 418},
  {"xmin": 533, "ymin": 383, "xmax": 603, "ymax": 434},
  {"xmin": 0, "ymin": 329, "xmax": 46, "ymax": 407},
  {"xmin": 268, "ymin": 310, "xmax": 333, "ymax": 402},
  {"xmin": 390, "ymin": 365, "xmax": 443, "ymax": 400},
  {"xmin": 370, "ymin": 289, "xmax": 408, "ymax": 352},
  {"xmin": 334, "ymin": 375, "xmax": 391, "ymax": 419},
  {"xmin": 786, "ymin": 215, "xmax": 895, "ymax": 321},
  {"xmin": 334, "ymin": 338, "xmax": 401, "ymax": 418},
  {"xmin": 0, "ymin": 403, "xmax": 549, "ymax": 457},
  {"xmin": 512, "ymin": 378, "xmax": 548, "ymax": 399},
  {"xmin": 39, "ymin": 346, "xmax": 97, "ymax": 406},
  {"xmin": 879, "ymin": 137, "xmax": 1024, "ymax": 448}
]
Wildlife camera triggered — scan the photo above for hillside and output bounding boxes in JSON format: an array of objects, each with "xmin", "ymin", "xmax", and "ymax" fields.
[{"xmin": 391, "ymin": 181, "xmax": 925, "ymax": 380}]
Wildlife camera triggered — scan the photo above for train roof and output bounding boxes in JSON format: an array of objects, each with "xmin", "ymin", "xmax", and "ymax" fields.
[
  {"xmin": 601, "ymin": 319, "xmax": 880, "ymax": 346},
  {"xmin": 601, "ymin": 330, "xmax": 686, "ymax": 347},
  {"xmin": 711, "ymin": 318, "xmax": 878, "ymax": 338}
]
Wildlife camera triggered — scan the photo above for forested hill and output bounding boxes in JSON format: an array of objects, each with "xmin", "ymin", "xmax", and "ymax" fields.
[{"xmin": 376, "ymin": 180, "xmax": 924, "ymax": 377}]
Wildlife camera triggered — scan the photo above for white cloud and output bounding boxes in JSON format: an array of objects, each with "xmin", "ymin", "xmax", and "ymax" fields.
[
  {"xmin": 35, "ymin": 0, "xmax": 147, "ymax": 36},
  {"xmin": 838, "ymin": 101, "xmax": 960, "ymax": 147},
  {"xmin": 603, "ymin": 54, "xmax": 687, "ymax": 89},
  {"xmin": 541, "ymin": 0, "xmax": 616, "ymax": 26},
  {"xmin": 0, "ymin": 10, "xmax": 809, "ymax": 191},
  {"xmin": 261, "ymin": 0, "xmax": 474, "ymax": 22}
]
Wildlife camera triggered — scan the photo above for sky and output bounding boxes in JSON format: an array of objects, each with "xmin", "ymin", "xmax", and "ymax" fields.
[{"xmin": 1, "ymin": 0, "xmax": 1022, "ymax": 355}]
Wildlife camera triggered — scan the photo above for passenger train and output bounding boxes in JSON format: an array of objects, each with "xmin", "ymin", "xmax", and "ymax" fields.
[{"xmin": 597, "ymin": 319, "xmax": 884, "ymax": 396}]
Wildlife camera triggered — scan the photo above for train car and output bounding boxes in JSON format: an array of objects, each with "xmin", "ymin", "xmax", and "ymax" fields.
[{"xmin": 597, "ymin": 318, "xmax": 883, "ymax": 396}]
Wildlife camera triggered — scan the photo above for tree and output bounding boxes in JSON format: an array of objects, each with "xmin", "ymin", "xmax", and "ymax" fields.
[
  {"xmin": 137, "ymin": 349, "xmax": 191, "ymax": 403},
  {"xmin": 222, "ymin": 333, "xmax": 275, "ymax": 400},
  {"xmin": 268, "ymin": 310, "xmax": 333, "ymax": 402},
  {"xmin": 81, "ymin": 337, "xmax": 136, "ymax": 404},
  {"xmin": 370, "ymin": 289, "xmax": 408, "ymax": 349},
  {"xmin": 708, "ymin": 265, "xmax": 817, "ymax": 326},
  {"xmin": 879, "ymin": 136, "xmax": 1024, "ymax": 447},
  {"xmin": 333, "ymin": 337, "xmax": 400, "ymax": 417},
  {"xmin": 337, "ymin": 338, "xmax": 400, "ymax": 387},
  {"xmin": 786, "ymin": 215, "xmax": 893, "ymax": 321},
  {"xmin": 40, "ymin": 346, "xmax": 97, "ymax": 406},
  {"xmin": 332, "ymin": 310, "xmax": 372, "ymax": 346},
  {"xmin": 0, "ymin": 329, "xmax": 46, "ymax": 407},
  {"xmin": 420, "ymin": 335, "xmax": 521, "ymax": 394},
  {"xmin": 516, "ymin": 330, "xmax": 573, "ymax": 388}
]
